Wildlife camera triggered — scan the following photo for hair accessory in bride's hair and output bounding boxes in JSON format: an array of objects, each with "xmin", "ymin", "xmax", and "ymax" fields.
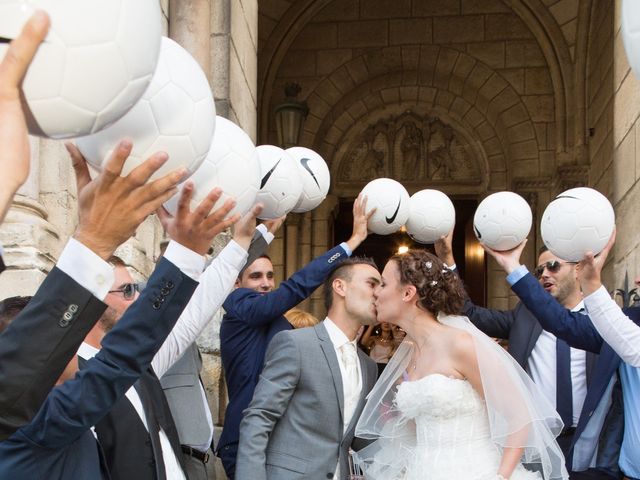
[
  {"xmin": 429, "ymin": 280, "xmax": 438, "ymax": 287},
  {"xmin": 424, "ymin": 261, "xmax": 433, "ymax": 269}
]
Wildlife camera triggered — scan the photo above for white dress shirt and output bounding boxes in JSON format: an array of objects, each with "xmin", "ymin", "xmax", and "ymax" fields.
[
  {"xmin": 78, "ymin": 343, "xmax": 186, "ymax": 480},
  {"xmin": 527, "ymin": 301, "xmax": 588, "ymax": 427},
  {"xmin": 584, "ymin": 285, "xmax": 640, "ymax": 367},
  {"xmin": 323, "ymin": 318, "xmax": 362, "ymax": 480}
]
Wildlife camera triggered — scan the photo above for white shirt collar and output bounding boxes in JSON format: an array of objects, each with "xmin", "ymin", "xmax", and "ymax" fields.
[
  {"xmin": 571, "ymin": 300, "xmax": 585, "ymax": 312},
  {"xmin": 77, "ymin": 342, "xmax": 100, "ymax": 360},
  {"xmin": 323, "ymin": 317, "xmax": 357, "ymax": 350}
]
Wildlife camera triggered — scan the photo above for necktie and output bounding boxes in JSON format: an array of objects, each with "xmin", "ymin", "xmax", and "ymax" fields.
[
  {"xmin": 340, "ymin": 343, "xmax": 359, "ymax": 428},
  {"xmin": 556, "ymin": 338, "xmax": 573, "ymax": 427}
]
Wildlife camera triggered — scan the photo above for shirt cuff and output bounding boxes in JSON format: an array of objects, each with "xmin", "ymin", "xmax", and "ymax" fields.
[
  {"xmin": 506, "ymin": 265, "xmax": 529, "ymax": 286},
  {"xmin": 56, "ymin": 238, "xmax": 114, "ymax": 301},
  {"xmin": 256, "ymin": 224, "xmax": 275, "ymax": 244},
  {"xmin": 163, "ymin": 241, "xmax": 206, "ymax": 281},
  {"xmin": 340, "ymin": 242, "xmax": 353, "ymax": 256},
  {"xmin": 584, "ymin": 285, "xmax": 611, "ymax": 310}
]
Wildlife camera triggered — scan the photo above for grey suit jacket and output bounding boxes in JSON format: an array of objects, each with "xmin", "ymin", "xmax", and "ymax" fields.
[
  {"xmin": 160, "ymin": 343, "xmax": 211, "ymax": 447},
  {"xmin": 236, "ymin": 323, "xmax": 378, "ymax": 480}
]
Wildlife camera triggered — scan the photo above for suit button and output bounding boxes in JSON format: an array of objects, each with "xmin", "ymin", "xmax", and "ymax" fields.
[
  {"xmin": 69, "ymin": 304, "xmax": 79, "ymax": 313},
  {"xmin": 326, "ymin": 473, "xmax": 333, "ymax": 479},
  {"xmin": 152, "ymin": 301, "xmax": 162, "ymax": 310},
  {"xmin": 167, "ymin": 281, "xmax": 175, "ymax": 289},
  {"xmin": 58, "ymin": 318, "xmax": 70, "ymax": 328},
  {"xmin": 160, "ymin": 287, "xmax": 170, "ymax": 296},
  {"xmin": 63, "ymin": 311, "xmax": 73, "ymax": 321}
]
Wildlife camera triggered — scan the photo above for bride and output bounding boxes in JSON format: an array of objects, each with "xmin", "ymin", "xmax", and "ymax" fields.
[{"xmin": 353, "ymin": 250, "xmax": 568, "ymax": 480}]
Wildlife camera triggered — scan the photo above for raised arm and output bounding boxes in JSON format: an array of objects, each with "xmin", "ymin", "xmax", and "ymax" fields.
[
  {"xmin": 225, "ymin": 194, "xmax": 372, "ymax": 327},
  {"xmin": 235, "ymin": 331, "xmax": 301, "ymax": 480},
  {"xmin": 577, "ymin": 230, "xmax": 640, "ymax": 365}
]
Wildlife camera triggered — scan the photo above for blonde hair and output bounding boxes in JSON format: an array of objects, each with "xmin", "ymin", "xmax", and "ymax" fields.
[{"xmin": 285, "ymin": 308, "xmax": 320, "ymax": 329}]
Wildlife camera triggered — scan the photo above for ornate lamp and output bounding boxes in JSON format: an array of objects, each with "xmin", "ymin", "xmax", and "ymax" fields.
[{"xmin": 274, "ymin": 83, "xmax": 309, "ymax": 148}]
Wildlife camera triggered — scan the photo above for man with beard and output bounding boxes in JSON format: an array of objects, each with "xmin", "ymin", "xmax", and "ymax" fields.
[
  {"xmin": 436, "ymin": 233, "xmax": 618, "ymax": 480},
  {"xmin": 236, "ymin": 256, "xmax": 380, "ymax": 480}
]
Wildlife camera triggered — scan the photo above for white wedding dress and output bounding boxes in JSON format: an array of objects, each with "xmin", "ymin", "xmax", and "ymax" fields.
[{"xmin": 394, "ymin": 373, "xmax": 542, "ymax": 480}]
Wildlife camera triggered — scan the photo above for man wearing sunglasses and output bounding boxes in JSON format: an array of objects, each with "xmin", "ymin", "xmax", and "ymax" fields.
[{"xmin": 436, "ymin": 232, "xmax": 617, "ymax": 480}]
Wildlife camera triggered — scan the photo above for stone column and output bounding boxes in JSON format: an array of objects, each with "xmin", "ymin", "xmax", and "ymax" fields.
[
  {"xmin": 169, "ymin": 0, "xmax": 211, "ymax": 81},
  {"xmin": 309, "ymin": 195, "xmax": 338, "ymax": 318},
  {"xmin": 285, "ymin": 213, "xmax": 301, "ymax": 278}
]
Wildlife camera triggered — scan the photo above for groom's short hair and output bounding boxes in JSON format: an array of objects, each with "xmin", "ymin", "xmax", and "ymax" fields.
[{"xmin": 323, "ymin": 256, "xmax": 378, "ymax": 310}]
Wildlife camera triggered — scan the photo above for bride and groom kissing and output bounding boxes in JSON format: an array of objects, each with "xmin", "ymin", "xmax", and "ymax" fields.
[{"xmin": 235, "ymin": 249, "xmax": 569, "ymax": 480}]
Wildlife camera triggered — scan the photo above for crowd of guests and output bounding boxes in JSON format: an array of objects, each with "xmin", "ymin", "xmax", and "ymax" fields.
[{"xmin": 0, "ymin": 11, "xmax": 638, "ymax": 480}]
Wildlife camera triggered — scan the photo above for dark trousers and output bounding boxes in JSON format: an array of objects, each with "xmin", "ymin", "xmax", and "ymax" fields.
[
  {"xmin": 217, "ymin": 442, "xmax": 237, "ymax": 480},
  {"xmin": 558, "ymin": 431, "xmax": 618, "ymax": 480}
]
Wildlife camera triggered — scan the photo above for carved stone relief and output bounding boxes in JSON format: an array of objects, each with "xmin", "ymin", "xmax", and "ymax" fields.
[{"xmin": 338, "ymin": 112, "xmax": 480, "ymax": 185}]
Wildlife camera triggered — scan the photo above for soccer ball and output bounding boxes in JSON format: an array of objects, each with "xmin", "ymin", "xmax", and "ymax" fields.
[
  {"xmin": 622, "ymin": 0, "xmax": 640, "ymax": 80},
  {"xmin": 360, "ymin": 178, "xmax": 410, "ymax": 235},
  {"xmin": 405, "ymin": 190, "xmax": 456, "ymax": 244},
  {"xmin": 0, "ymin": 0, "xmax": 162, "ymax": 139},
  {"xmin": 76, "ymin": 37, "xmax": 215, "ymax": 183},
  {"xmin": 541, "ymin": 187, "xmax": 615, "ymax": 262},
  {"xmin": 255, "ymin": 145, "xmax": 303, "ymax": 220},
  {"xmin": 473, "ymin": 192, "xmax": 532, "ymax": 251},
  {"xmin": 164, "ymin": 117, "xmax": 260, "ymax": 218},
  {"xmin": 286, "ymin": 147, "xmax": 331, "ymax": 213}
]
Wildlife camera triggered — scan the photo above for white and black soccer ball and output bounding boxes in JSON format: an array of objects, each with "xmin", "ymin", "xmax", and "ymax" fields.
[
  {"xmin": 77, "ymin": 37, "xmax": 215, "ymax": 183},
  {"xmin": 165, "ymin": 116, "xmax": 259, "ymax": 218},
  {"xmin": 255, "ymin": 145, "xmax": 303, "ymax": 220},
  {"xmin": 286, "ymin": 147, "xmax": 330, "ymax": 213},
  {"xmin": 541, "ymin": 187, "xmax": 615, "ymax": 262},
  {"xmin": 0, "ymin": 0, "xmax": 162, "ymax": 139},
  {"xmin": 622, "ymin": 0, "xmax": 640, "ymax": 80},
  {"xmin": 405, "ymin": 190, "xmax": 455, "ymax": 244},
  {"xmin": 473, "ymin": 192, "xmax": 532, "ymax": 251},
  {"xmin": 360, "ymin": 178, "xmax": 410, "ymax": 235}
]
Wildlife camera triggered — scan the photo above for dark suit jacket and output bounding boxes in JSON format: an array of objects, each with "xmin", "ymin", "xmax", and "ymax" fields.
[
  {"xmin": 0, "ymin": 266, "xmax": 106, "ymax": 440},
  {"xmin": 512, "ymin": 273, "xmax": 638, "ymax": 476},
  {"xmin": 0, "ymin": 258, "xmax": 198, "ymax": 479},
  {"xmin": 218, "ymin": 244, "xmax": 349, "ymax": 458}
]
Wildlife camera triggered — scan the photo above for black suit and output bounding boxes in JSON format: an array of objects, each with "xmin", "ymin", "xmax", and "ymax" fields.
[{"xmin": 0, "ymin": 267, "xmax": 106, "ymax": 440}]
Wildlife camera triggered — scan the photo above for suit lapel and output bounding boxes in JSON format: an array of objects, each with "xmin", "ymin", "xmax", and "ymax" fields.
[{"xmin": 315, "ymin": 324, "xmax": 345, "ymax": 424}]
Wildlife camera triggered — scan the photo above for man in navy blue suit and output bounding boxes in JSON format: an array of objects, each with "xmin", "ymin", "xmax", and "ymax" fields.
[
  {"xmin": 436, "ymin": 232, "xmax": 616, "ymax": 479},
  {"xmin": 217, "ymin": 195, "xmax": 373, "ymax": 478},
  {"xmin": 0, "ymin": 182, "xmax": 247, "ymax": 478},
  {"xmin": 476, "ymin": 235, "xmax": 638, "ymax": 480}
]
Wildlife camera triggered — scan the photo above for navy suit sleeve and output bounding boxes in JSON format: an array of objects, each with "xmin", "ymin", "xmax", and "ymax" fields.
[
  {"xmin": 0, "ymin": 267, "xmax": 107, "ymax": 441},
  {"xmin": 223, "ymin": 245, "xmax": 347, "ymax": 328},
  {"xmin": 511, "ymin": 272, "xmax": 604, "ymax": 353},
  {"xmin": 16, "ymin": 258, "xmax": 198, "ymax": 448}
]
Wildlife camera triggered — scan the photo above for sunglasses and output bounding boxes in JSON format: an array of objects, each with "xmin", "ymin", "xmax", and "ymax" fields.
[
  {"xmin": 108, "ymin": 283, "xmax": 140, "ymax": 300},
  {"xmin": 533, "ymin": 260, "xmax": 566, "ymax": 279}
]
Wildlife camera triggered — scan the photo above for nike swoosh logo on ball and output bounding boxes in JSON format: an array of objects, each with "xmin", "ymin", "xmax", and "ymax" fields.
[
  {"xmin": 260, "ymin": 158, "xmax": 281, "ymax": 189},
  {"xmin": 386, "ymin": 199, "xmax": 401, "ymax": 224},
  {"xmin": 300, "ymin": 158, "xmax": 320, "ymax": 188}
]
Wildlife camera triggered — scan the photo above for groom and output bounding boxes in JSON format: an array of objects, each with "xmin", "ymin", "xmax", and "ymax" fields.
[{"xmin": 236, "ymin": 257, "xmax": 381, "ymax": 480}]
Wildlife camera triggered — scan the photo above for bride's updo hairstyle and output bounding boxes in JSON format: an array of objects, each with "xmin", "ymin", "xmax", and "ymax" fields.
[{"xmin": 391, "ymin": 249, "xmax": 465, "ymax": 315}]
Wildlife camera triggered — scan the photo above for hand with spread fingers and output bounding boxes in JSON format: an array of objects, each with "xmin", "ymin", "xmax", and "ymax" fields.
[
  {"xmin": 577, "ymin": 228, "xmax": 616, "ymax": 296},
  {"xmin": 157, "ymin": 184, "xmax": 240, "ymax": 256},
  {"xmin": 0, "ymin": 11, "xmax": 50, "ymax": 224},
  {"xmin": 346, "ymin": 193, "xmax": 375, "ymax": 252},
  {"xmin": 66, "ymin": 140, "xmax": 185, "ymax": 260}
]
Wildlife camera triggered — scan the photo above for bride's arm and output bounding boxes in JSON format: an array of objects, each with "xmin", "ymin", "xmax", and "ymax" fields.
[{"xmin": 454, "ymin": 333, "xmax": 524, "ymax": 479}]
